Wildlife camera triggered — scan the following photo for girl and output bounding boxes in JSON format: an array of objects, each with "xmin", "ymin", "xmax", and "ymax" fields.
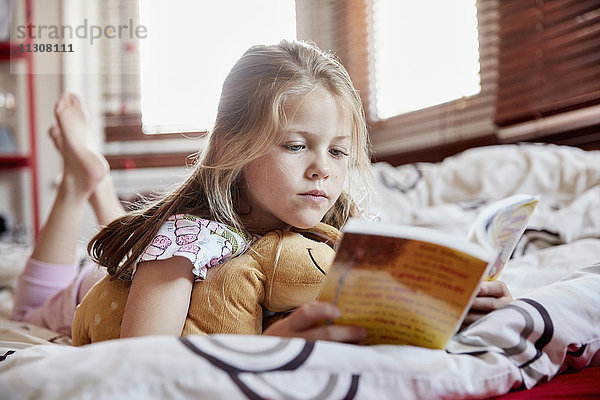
[
  {"xmin": 12, "ymin": 40, "xmax": 512, "ymax": 342},
  {"xmin": 88, "ymin": 39, "xmax": 374, "ymax": 341}
]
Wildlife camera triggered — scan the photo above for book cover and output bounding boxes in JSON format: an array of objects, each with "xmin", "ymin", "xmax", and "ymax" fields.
[{"xmin": 317, "ymin": 194, "xmax": 539, "ymax": 348}]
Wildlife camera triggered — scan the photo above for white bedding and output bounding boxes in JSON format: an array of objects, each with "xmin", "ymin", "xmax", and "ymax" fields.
[
  {"xmin": 1, "ymin": 144, "xmax": 599, "ymax": 399},
  {"xmin": 368, "ymin": 144, "xmax": 600, "ymax": 297}
]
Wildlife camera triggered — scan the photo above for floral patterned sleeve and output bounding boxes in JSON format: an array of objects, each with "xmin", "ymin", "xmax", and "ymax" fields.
[{"xmin": 134, "ymin": 214, "xmax": 254, "ymax": 281}]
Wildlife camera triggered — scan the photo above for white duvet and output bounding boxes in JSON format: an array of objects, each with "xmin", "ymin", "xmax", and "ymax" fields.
[{"xmin": 1, "ymin": 144, "xmax": 599, "ymax": 400}]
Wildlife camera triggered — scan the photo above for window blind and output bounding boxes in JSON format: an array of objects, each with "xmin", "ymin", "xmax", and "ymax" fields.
[
  {"xmin": 100, "ymin": 0, "xmax": 141, "ymax": 120},
  {"xmin": 330, "ymin": 0, "xmax": 500, "ymax": 159},
  {"xmin": 333, "ymin": 0, "xmax": 374, "ymax": 120},
  {"xmin": 495, "ymin": 0, "xmax": 600, "ymax": 126}
]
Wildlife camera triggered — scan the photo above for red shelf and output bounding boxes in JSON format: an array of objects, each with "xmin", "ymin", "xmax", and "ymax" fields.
[
  {"xmin": 0, "ymin": 42, "xmax": 25, "ymax": 61},
  {"xmin": 0, "ymin": 155, "xmax": 31, "ymax": 168},
  {"xmin": 0, "ymin": 0, "xmax": 40, "ymax": 238}
]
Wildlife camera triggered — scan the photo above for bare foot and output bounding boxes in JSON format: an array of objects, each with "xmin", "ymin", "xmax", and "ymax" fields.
[{"xmin": 52, "ymin": 93, "xmax": 109, "ymax": 198}]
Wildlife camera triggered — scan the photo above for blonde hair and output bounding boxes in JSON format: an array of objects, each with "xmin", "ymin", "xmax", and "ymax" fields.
[{"xmin": 89, "ymin": 39, "xmax": 372, "ymax": 278}]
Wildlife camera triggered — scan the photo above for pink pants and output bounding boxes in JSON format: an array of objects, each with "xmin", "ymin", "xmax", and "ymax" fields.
[{"xmin": 10, "ymin": 258, "xmax": 107, "ymax": 337}]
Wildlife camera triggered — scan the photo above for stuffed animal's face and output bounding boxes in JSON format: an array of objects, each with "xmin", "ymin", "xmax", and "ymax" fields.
[{"xmin": 258, "ymin": 229, "xmax": 337, "ymax": 311}]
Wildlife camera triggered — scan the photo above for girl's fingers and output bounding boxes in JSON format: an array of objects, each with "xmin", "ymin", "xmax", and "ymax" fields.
[
  {"xmin": 283, "ymin": 302, "xmax": 342, "ymax": 331},
  {"xmin": 263, "ymin": 302, "xmax": 367, "ymax": 343},
  {"xmin": 478, "ymin": 280, "xmax": 511, "ymax": 297},
  {"xmin": 295, "ymin": 324, "xmax": 367, "ymax": 343},
  {"xmin": 471, "ymin": 281, "xmax": 513, "ymax": 311},
  {"xmin": 470, "ymin": 296, "xmax": 510, "ymax": 311}
]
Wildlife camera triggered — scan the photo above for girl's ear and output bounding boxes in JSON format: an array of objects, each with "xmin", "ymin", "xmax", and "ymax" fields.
[{"xmin": 234, "ymin": 177, "xmax": 252, "ymax": 216}]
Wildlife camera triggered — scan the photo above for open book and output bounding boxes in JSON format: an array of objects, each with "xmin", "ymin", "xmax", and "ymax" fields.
[{"xmin": 317, "ymin": 194, "xmax": 539, "ymax": 348}]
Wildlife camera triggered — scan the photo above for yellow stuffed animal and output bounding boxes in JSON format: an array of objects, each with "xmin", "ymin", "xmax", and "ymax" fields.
[{"xmin": 71, "ymin": 222, "xmax": 341, "ymax": 346}]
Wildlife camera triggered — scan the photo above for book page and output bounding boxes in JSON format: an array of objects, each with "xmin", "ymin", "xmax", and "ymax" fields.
[
  {"xmin": 318, "ymin": 232, "xmax": 489, "ymax": 348},
  {"xmin": 469, "ymin": 194, "xmax": 539, "ymax": 280}
]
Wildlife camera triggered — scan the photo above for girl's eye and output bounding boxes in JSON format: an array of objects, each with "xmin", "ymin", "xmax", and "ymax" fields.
[
  {"xmin": 284, "ymin": 144, "xmax": 305, "ymax": 152},
  {"xmin": 329, "ymin": 148, "xmax": 349, "ymax": 157}
]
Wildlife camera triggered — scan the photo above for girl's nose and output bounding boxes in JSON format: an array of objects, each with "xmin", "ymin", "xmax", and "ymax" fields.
[{"xmin": 306, "ymin": 157, "xmax": 330, "ymax": 180}]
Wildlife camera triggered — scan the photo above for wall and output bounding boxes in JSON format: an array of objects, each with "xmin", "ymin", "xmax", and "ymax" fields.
[
  {"xmin": 0, "ymin": 0, "xmax": 106, "ymax": 244},
  {"xmin": 0, "ymin": 0, "xmax": 63, "ymax": 243},
  {"xmin": 32, "ymin": 0, "xmax": 63, "ymax": 242}
]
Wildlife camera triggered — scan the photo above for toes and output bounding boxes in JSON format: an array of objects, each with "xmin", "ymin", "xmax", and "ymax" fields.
[
  {"xmin": 66, "ymin": 93, "xmax": 81, "ymax": 107},
  {"xmin": 54, "ymin": 93, "xmax": 69, "ymax": 115},
  {"xmin": 48, "ymin": 124, "xmax": 60, "ymax": 138},
  {"xmin": 54, "ymin": 93, "xmax": 80, "ymax": 116},
  {"xmin": 48, "ymin": 125, "xmax": 63, "ymax": 148}
]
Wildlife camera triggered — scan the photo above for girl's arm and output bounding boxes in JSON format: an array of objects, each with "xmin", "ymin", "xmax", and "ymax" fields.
[{"xmin": 120, "ymin": 257, "xmax": 194, "ymax": 338}]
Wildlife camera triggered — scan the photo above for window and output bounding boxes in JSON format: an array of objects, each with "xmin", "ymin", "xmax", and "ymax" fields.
[
  {"xmin": 138, "ymin": 0, "xmax": 297, "ymax": 134},
  {"xmin": 333, "ymin": 0, "xmax": 499, "ymax": 162},
  {"xmin": 372, "ymin": 0, "xmax": 481, "ymax": 119}
]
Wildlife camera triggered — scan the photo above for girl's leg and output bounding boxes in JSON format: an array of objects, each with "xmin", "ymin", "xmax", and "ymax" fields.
[
  {"xmin": 89, "ymin": 175, "xmax": 125, "ymax": 227},
  {"xmin": 31, "ymin": 94, "xmax": 109, "ymax": 264},
  {"xmin": 11, "ymin": 94, "xmax": 111, "ymax": 332}
]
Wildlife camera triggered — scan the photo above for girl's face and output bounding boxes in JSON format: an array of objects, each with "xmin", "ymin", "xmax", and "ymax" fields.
[{"xmin": 242, "ymin": 87, "xmax": 352, "ymax": 233}]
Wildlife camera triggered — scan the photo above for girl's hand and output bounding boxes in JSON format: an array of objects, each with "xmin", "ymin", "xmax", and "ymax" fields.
[
  {"xmin": 262, "ymin": 302, "xmax": 367, "ymax": 344},
  {"xmin": 463, "ymin": 280, "xmax": 513, "ymax": 327}
]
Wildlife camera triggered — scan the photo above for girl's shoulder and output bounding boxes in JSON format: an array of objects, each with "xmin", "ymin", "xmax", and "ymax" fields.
[
  {"xmin": 135, "ymin": 213, "xmax": 254, "ymax": 280},
  {"xmin": 165, "ymin": 213, "xmax": 253, "ymax": 243}
]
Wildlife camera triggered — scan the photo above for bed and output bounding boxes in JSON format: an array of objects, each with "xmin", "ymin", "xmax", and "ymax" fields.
[{"xmin": 1, "ymin": 143, "xmax": 599, "ymax": 399}]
